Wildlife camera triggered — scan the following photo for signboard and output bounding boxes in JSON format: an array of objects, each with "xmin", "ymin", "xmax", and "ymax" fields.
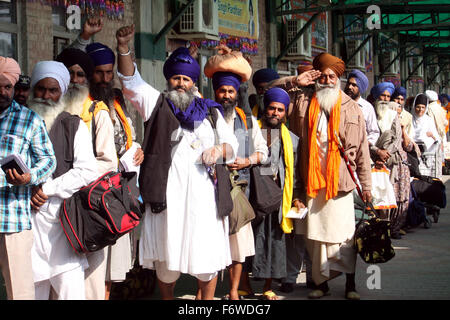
[{"xmin": 218, "ymin": 0, "xmax": 259, "ymax": 40}]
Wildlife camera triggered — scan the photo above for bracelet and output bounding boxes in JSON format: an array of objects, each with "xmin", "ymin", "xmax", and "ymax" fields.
[{"xmin": 117, "ymin": 49, "xmax": 131, "ymax": 56}]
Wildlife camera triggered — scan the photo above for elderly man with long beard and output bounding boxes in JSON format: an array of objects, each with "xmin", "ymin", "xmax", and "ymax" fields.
[
  {"xmin": 55, "ymin": 46, "xmax": 119, "ymax": 300},
  {"xmin": 115, "ymin": 25, "xmax": 238, "ymax": 300},
  {"xmin": 272, "ymin": 53, "xmax": 372, "ymax": 300},
  {"xmin": 27, "ymin": 61, "xmax": 99, "ymax": 300}
]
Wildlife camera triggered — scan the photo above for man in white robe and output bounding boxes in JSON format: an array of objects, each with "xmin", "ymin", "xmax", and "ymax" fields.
[
  {"xmin": 28, "ymin": 61, "xmax": 99, "ymax": 300},
  {"xmin": 115, "ymin": 25, "xmax": 238, "ymax": 300}
]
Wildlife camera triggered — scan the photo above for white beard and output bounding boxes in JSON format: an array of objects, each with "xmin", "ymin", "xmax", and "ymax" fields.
[
  {"xmin": 315, "ymin": 80, "xmax": 341, "ymax": 114},
  {"xmin": 28, "ymin": 95, "xmax": 66, "ymax": 131},
  {"xmin": 61, "ymin": 84, "xmax": 90, "ymax": 117}
]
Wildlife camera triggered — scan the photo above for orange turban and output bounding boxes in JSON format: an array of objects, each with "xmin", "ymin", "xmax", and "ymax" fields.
[
  {"xmin": 312, "ymin": 53, "xmax": 345, "ymax": 78},
  {"xmin": 0, "ymin": 56, "xmax": 21, "ymax": 86}
]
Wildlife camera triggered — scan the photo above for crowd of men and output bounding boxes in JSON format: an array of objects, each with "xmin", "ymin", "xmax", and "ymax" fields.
[{"xmin": 1, "ymin": 18, "xmax": 449, "ymax": 301}]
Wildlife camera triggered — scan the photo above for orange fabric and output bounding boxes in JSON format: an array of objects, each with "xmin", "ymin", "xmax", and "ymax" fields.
[
  {"xmin": 312, "ymin": 53, "xmax": 345, "ymax": 78},
  {"xmin": 307, "ymin": 92, "xmax": 342, "ymax": 200},
  {"xmin": 234, "ymin": 107, "xmax": 248, "ymax": 130},
  {"xmin": 114, "ymin": 100, "xmax": 133, "ymax": 151}
]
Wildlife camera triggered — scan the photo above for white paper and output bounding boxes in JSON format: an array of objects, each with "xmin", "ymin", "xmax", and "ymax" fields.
[
  {"xmin": 119, "ymin": 142, "xmax": 140, "ymax": 178},
  {"xmin": 286, "ymin": 207, "xmax": 308, "ymax": 219}
]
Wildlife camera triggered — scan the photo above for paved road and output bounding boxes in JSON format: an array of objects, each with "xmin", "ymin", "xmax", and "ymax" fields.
[{"xmin": 149, "ymin": 176, "xmax": 450, "ymax": 300}]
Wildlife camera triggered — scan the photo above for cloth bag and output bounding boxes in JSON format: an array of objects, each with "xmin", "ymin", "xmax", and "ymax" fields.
[
  {"xmin": 228, "ymin": 171, "xmax": 255, "ymax": 235},
  {"xmin": 249, "ymin": 165, "xmax": 282, "ymax": 222}
]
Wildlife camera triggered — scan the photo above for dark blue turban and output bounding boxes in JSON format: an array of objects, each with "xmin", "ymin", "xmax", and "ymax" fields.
[
  {"xmin": 212, "ymin": 72, "xmax": 241, "ymax": 93},
  {"xmin": 163, "ymin": 47, "xmax": 200, "ymax": 83},
  {"xmin": 371, "ymin": 82, "xmax": 395, "ymax": 100},
  {"xmin": 264, "ymin": 87, "xmax": 290, "ymax": 111},
  {"xmin": 252, "ymin": 68, "xmax": 279, "ymax": 87},
  {"xmin": 348, "ymin": 69, "xmax": 369, "ymax": 94},
  {"xmin": 86, "ymin": 42, "xmax": 115, "ymax": 67},
  {"xmin": 392, "ymin": 86, "xmax": 407, "ymax": 100}
]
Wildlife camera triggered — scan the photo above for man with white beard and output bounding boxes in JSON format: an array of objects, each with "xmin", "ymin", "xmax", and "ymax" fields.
[
  {"xmin": 28, "ymin": 61, "xmax": 99, "ymax": 299},
  {"xmin": 271, "ymin": 53, "xmax": 372, "ymax": 300},
  {"xmin": 56, "ymin": 47, "xmax": 118, "ymax": 300},
  {"xmin": 115, "ymin": 25, "xmax": 238, "ymax": 300}
]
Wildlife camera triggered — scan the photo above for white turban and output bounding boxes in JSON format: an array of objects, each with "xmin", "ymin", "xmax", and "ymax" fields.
[
  {"xmin": 425, "ymin": 90, "xmax": 439, "ymax": 102},
  {"xmin": 31, "ymin": 61, "xmax": 70, "ymax": 95}
]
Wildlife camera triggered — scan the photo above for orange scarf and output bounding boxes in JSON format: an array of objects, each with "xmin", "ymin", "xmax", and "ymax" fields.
[{"xmin": 307, "ymin": 92, "xmax": 342, "ymax": 200}]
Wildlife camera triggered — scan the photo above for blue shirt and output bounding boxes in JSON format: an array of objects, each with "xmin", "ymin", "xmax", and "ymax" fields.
[{"xmin": 0, "ymin": 101, "xmax": 56, "ymax": 233}]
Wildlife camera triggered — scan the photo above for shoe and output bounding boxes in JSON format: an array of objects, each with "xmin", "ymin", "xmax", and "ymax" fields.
[
  {"xmin": 391, "ymin": 233, "xmax": 402, "ymax": 239},
  {"xmin": 399, "ymin": 229, "xmax": 407, "ymax": 235},
  {"xmin": 279, "ymin": 283, "xmax": 294, "ymax": 293},
  {"xmin": 306, "ymin": 281, "xmax": 316, "ymax": 289},
  {"xmin": 345, "ymin": 291, "xmax": 361, "ymax": 300},
  {"xmin": 308, "ymin": 289, "xmax": 330, "ymax": 299}
]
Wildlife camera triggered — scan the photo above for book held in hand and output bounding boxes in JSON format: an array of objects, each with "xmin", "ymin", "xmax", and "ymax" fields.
[{"xmin": 0, "ymin": 154, "xmax": 30, "ymax": 175}]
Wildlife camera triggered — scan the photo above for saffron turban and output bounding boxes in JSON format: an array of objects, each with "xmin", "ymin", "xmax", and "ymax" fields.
[
  {"xmin": 163, "ymin": 47, "xmax": 200, "ymax": 83},
  {"xmin": 56, "ymin": 47, "xmax": 95, "ymax": 79},
  {"xmin": 348, "ymin": 69, "xmax": 369, "ymax": 94},
  {"xmin": 312, "ymin": 53, "xmax": 345, "ymax": 78},
  {"xmin": 297, "ymin": 63, "xmax": 313, "ymax": 75},
  {"xmin": 264, "ymin": 87, "xmax": 290, "ymax": 111},
  {"xmin": 0, "ymin": 56, "xmax": 21, "ymax": 86},
  {"xmin": 252, "ymin": 68, "xmax": 279, "ymax": 87},
  {"xmin": 212, "ymin": 72, "xmax": 241, "ymax": 93},
  {"xmin": 31, "ymin": 61, "xmax": 71, "ymax": 95},
  {"xmin": 86, "ymin": 42, "xmax": 115, "ymax": 67},
  {"xmin": 425, "ymin": 90, "xmax": 438, "ymax": 102},
  {"xmin": 371, "ymin": 82, "xmax": 395, "ymax": 100},
  {"xmin": 392, "ymin": 86, "xmax": 407, "ymax": 100}
]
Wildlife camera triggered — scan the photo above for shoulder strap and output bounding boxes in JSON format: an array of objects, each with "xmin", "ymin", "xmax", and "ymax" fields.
[{"xmin": 89, "ymin": 101, "xmax": 98, "ymax": 157}]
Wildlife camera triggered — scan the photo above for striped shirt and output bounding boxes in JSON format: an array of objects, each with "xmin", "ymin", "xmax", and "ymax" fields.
[{"xmin": 0, "ymin": 101, "xmax": 56, "ymax": 233}]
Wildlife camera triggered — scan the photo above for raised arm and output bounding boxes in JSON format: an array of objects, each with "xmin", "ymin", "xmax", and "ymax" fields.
[{"xmin": 115, "ymin": 25, "xmax": 160, "ymax": 122}]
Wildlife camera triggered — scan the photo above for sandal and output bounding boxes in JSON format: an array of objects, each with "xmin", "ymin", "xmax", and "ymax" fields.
[
  {"xmin": 262, "ymin": 290, "xmax": 278, "ymax": 300},
  {"xmin": 238, "ymin": 290, "xmax": 255, "ymax": 299}
]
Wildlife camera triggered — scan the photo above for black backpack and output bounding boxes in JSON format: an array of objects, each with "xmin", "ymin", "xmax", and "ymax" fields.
[{"xmin": 59, "ymin": 171, "xmax": 142, "ymax": 253}]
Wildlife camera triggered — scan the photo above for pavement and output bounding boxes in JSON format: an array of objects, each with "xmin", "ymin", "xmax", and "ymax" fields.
[{"xmin": 147, "ymin": 176, "xmax": 450, "ymax": 301}]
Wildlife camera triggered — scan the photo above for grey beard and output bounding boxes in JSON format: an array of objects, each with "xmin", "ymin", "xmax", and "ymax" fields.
[
  {"xmin": 166, "ymin": 87, "xmax": 197, "ymax": 111},
  {"xmin": 315, "ymin": 80, "xmax": 341, "ymax": 114},
  {"xmin": 63, "ymin": 83, "xmax": 89, "ymax": 108},
  {"xmin": 222, "ymin": 102, "xmax": 237, "ymax": 123},
  {"xmin": 28, "ymin": 94, "xmax": 65, "ymax": 130}
]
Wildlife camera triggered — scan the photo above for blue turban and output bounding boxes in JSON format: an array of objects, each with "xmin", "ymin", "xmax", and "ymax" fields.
[
  {"xmin": 371, "ymin": 82, "xmax": 395, "ymax": 100},
  {"xmin": 212, "ymin": 72, "xmax": 241, "ymax": 93},
  {"xmin": 163, "ymin": 47, "xmax": 200, "ymax": 83},
  {"xmin": 252, "ymin": 68, "xmax": 279, "ymax": 87},
  {"xmin": 86, "ymin": 42, "xmax": 115, "ymax": 67},
  {"xmin": 348, "ymin": 69, "xmax": 369, "ymax": 94},
  {"xmin": 392, "ymin": 86, "xmax": 407, "ymax": 100},
  {"xmin": 263, "ymin": 87, "xmax": 290, "ymax": 111}
]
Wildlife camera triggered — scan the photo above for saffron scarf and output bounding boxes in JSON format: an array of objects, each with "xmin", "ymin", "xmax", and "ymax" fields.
[
  {"xmin": 258, "ymin": 121, "xmax": 295, "ymax": 234},
  {"xmin": 307, "ymin": 91, "xmax": 342, "ymax": 200}
]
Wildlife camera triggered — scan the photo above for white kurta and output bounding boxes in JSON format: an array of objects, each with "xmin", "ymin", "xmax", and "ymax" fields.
[
  {"xmin": 356, "ymin": 97, "xmax": 380, "ymax": 146},
  {"xmin": 31, "ymin": 119, "xmax": 99, "ymax": 283},
  {"xmin": 118, "ymin": 66, "xmax": 238, "ymax": 276}
]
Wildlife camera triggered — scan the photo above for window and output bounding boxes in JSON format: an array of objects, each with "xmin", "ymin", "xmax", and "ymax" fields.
[
  {"xmin": 0, "ymin": 0, "xmax": 18, "ymax": 60},
  {"xmin": 52, "ymin": 5, "xmax": 78, "ymax": 59}
]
